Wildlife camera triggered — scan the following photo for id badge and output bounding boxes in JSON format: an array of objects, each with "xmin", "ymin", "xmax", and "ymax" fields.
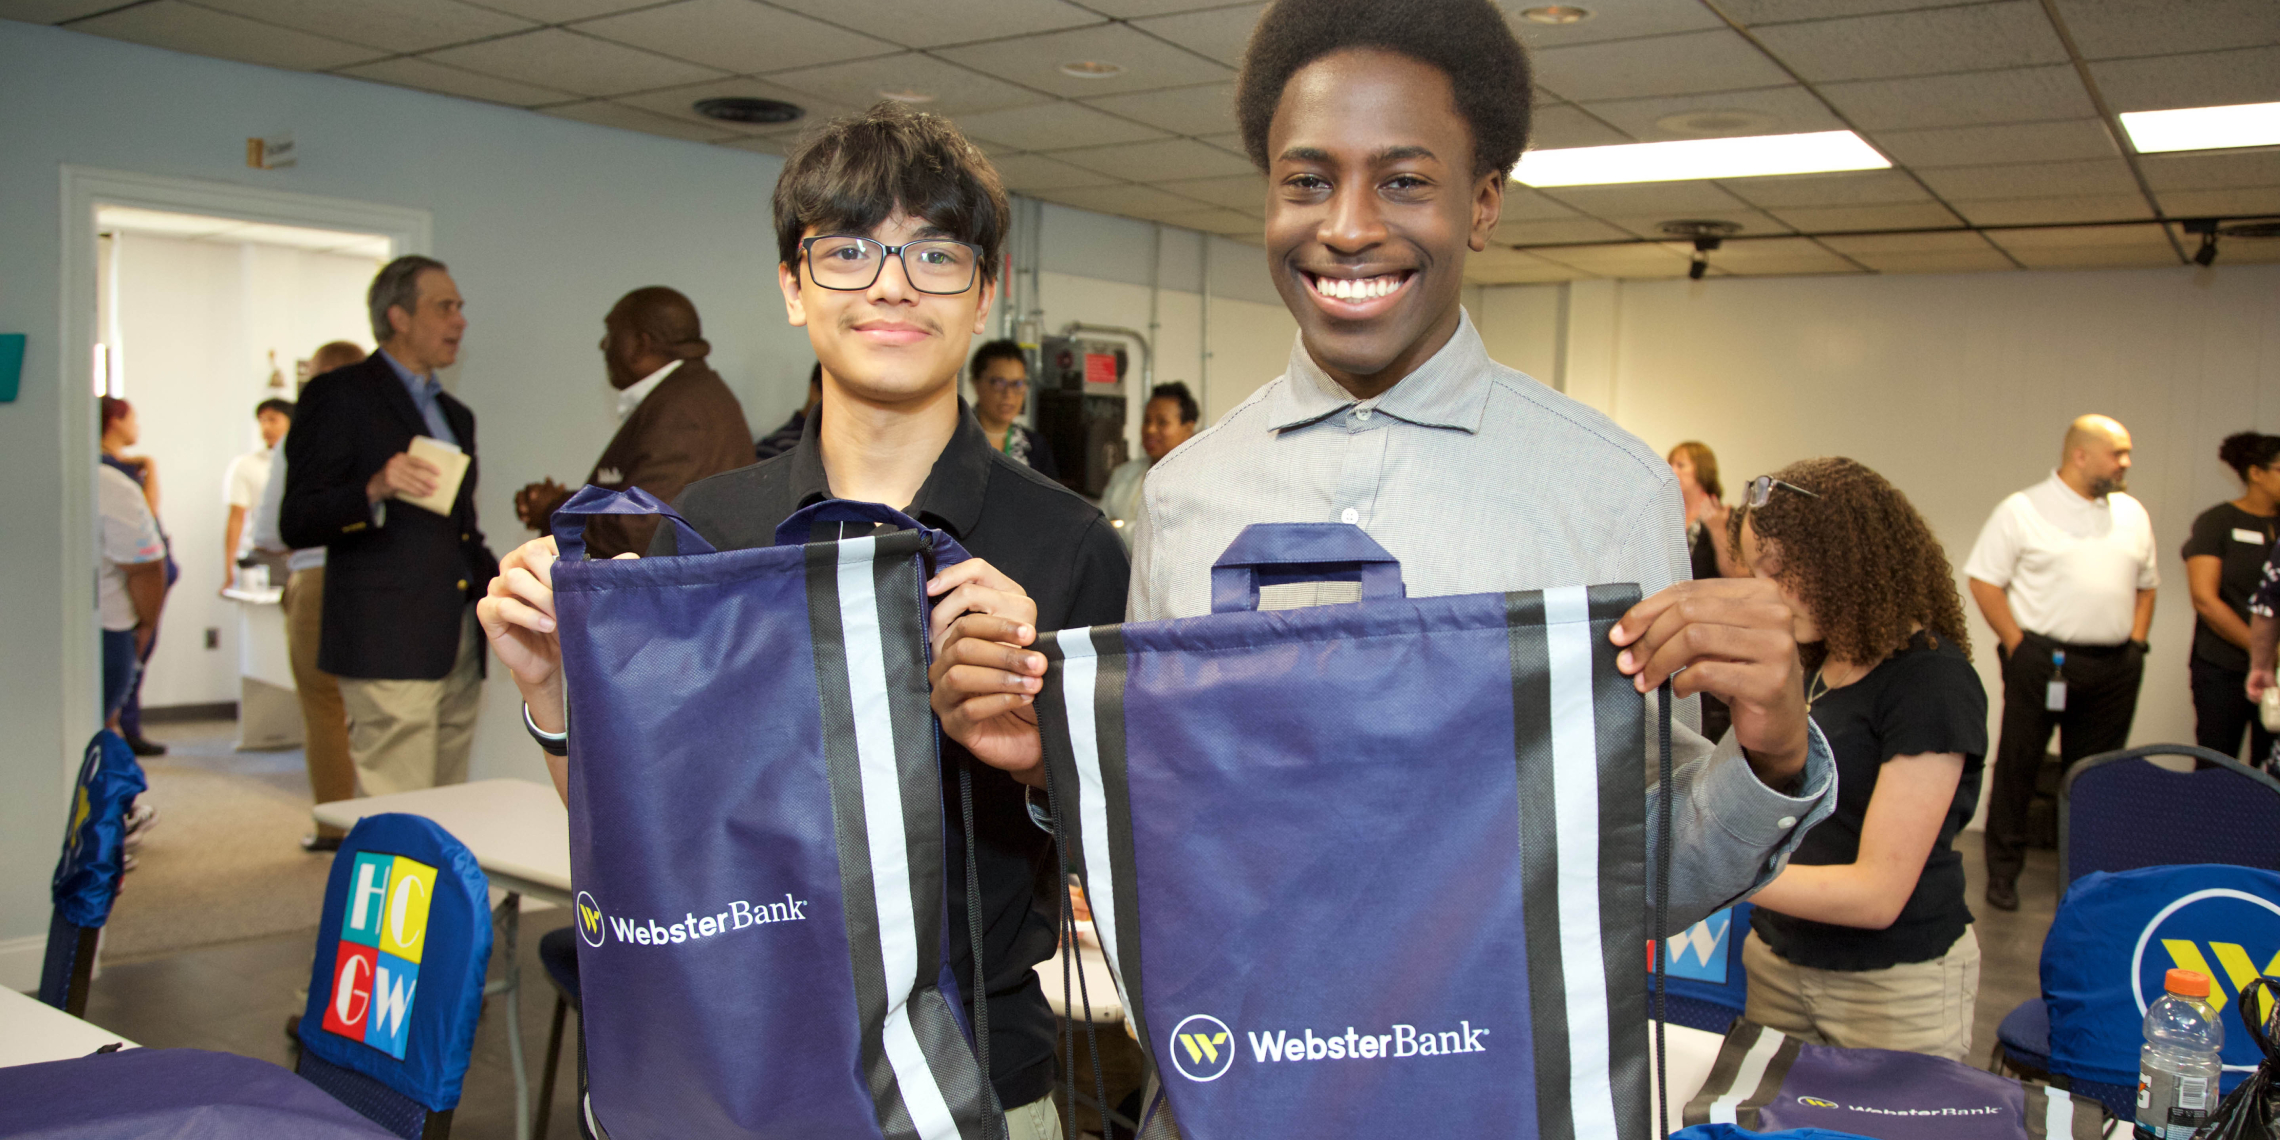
[{"xmin": 2046, "ymin": 680, "xmax": 2068, "ymax": 712}]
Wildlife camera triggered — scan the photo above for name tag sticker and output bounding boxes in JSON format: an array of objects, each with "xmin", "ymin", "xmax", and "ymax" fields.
[
  {"xmin": 2235, "ymin": 528, "xmax": 2268, "ymax": 544},
  {"xmin": 2046, "ymin": 680, "xmax": 2068, "ymax": 712}
]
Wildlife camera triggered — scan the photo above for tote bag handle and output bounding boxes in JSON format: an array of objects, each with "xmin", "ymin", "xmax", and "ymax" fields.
[
  {"xmin": 550, "ymin": 484, "xmax": 716, "ymax": 561},
  {"xmin": 1209, "ymin": 522, "xmax": 1405, "ymax": 613},
  {"xmin": 771, "ymin": 498, "xmax": 932, "ymax": 548}
]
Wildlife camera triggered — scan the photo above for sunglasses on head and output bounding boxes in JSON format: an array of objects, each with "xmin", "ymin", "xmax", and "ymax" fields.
[{"xmin": 1745, "ymin": 474, "xmax": 1819, "ymax": 508}]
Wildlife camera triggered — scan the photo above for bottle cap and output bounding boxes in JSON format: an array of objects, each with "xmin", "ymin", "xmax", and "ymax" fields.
[{"xmin": 2165, "ymin": 968, "xmax": 2211, "ymax": 998}]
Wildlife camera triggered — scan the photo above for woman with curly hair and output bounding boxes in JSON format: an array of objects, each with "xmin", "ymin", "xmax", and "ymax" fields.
[{"xmin": 1730, "ymin": 457, "xmax": 1989, "ymax": 1061}]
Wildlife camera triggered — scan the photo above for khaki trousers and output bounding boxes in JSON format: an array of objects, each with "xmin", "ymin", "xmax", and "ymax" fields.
[
  {"xmin": 1003, "ymin": 1094, "xmax": 1063, "ymax": 1140},
  {"xmin": 337, "ymin": 607, "xmax": 482, "ymax": 797},
  {"xmin": 283, "ymin": 568, "xmax": 359, "ymax": 836},
  {"xmin": 1742, "ymin": 926, "xmax": 1981, "ymax": 1062}
]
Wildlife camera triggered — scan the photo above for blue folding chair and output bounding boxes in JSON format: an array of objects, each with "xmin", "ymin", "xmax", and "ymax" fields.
[
  {"xmin": 39, "ymin": 729, "xmax": 146, "ymax": 1017},
  {"xmin": 296, "ymin": 813, "xmax": 493, "ymax": 1140},
  {"xmin": 1651, "ymin": 902, "xmax": 1754, "ymax": 1034}
]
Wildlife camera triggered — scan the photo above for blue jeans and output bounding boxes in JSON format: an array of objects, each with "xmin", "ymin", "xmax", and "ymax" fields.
[{"xmin": 101, "ymin": 628, "xmax": 140, "ymax": 723}]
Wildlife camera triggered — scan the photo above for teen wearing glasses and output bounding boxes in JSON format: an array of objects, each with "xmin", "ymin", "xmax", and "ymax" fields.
[
  {"xmin": 1733, "ymin": 459, "xmax": 1989, "ymax": 1062},
  {"xmin": 967, "ymin": 338, "xmax": 1057, "ymax": 479}
]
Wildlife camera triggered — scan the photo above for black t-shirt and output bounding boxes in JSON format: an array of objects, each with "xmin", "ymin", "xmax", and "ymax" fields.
[
  {"xmin": 2181, "ymin": 502, "xmax": 2280, "ymax": 672},
  {"xmin": 1753, "ymin": 632, "xmax": 1988, "ymax": 972},
  {"xmin": 653, "ymin": 402, "xmax": 1131, "ymax": 1109}
]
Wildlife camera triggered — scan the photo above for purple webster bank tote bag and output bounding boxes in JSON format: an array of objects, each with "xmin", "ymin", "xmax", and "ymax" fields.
[
  {"xmin": 1036, "ymin": 523, "xmax": 1656, "ymax": 1138},
  {"xmin": 550, "ymin": 487, "xmax": 997, "ymax": 1140}
]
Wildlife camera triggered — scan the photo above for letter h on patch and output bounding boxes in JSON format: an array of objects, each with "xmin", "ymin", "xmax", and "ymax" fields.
[{"xmin": 322, "ymin": 851, "xmax": 436, "ymax": 1059}]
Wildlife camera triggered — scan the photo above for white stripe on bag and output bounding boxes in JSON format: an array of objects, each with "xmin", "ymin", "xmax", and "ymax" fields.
[
  {"xmin": 1708, "ymin": 1028, "xmax": 1785, "ymax": 1125},
  {"xmin": 1542, "ymin": 585, "xmax": 1617, "ymax": 1132},
  {"xmin": 1056, "ymin": 630, "xmax": 1136, "ymax": 1020},
  {"xmin": 2044, "ymin": 1084, "xmax": 2075, "ymax": 1139},
  {"xmin": 837, "ymin": 539, "xmax": 959, "ymax": 1140}
]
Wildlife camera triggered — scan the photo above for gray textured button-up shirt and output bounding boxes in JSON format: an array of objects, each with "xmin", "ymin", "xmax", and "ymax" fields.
[{"xmin": 1128, "ymin": 311, "xmax": 1835, "ymax": 932}]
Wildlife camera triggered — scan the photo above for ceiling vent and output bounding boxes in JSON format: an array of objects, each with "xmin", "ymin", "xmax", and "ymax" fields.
[{"xmin": 693, "ymin": 97, "xmax": 804, "ymax": 125}]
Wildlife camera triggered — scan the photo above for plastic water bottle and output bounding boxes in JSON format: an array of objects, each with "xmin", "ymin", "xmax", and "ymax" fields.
[{"xmin": 2137, "ymin": 968, "xmax": 2224, "ymax": 1140}]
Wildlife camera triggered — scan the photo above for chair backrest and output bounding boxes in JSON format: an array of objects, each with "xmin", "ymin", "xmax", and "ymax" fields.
[
  {"xmin": 40, "ymin": 729, "xmax": 147, "ymax": 1014},
  {"xmin": 2041, "ymin": 863, "xmax": 2280, "ymax": 1090},
  {"xmin": 2059, "ymin": 744, "xmax": 2280, "ymax": 892},
  {"xmin": 295, "ymin": 813, "xmax": 491, "ymax": 1139},
  {"xmin": 1651, "ymin": 902, "xmax": 1754, "ymax": 1033}
]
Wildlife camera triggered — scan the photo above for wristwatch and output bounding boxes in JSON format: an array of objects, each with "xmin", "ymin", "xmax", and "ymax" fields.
[{"xmin": 523, "ymin": 702, "xmax": 568, "ymax": 755}]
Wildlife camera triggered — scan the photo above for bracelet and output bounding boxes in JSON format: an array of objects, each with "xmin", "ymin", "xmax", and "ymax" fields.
[{"xmin": 523, "ymin": 702, "xmax": 568, "ymax": 756}]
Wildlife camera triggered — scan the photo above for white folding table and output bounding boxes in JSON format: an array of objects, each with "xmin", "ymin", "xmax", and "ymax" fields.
[
  {"xmin": 314, "ymin": 778, "xmax": 570, "ymax": 1140},
  {"xmin": 0, "ymin": 986, "xmax": 139, "ymax": 1069}
]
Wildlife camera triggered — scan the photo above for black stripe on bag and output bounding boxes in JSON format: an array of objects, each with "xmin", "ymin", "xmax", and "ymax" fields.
[
  {"xmin": 1089, "ymin": 627, "xmax": 1151, "ymax": 1060},
  {"xmin": 805, "ymin": 543, "xmax": 914, "ymax": 1139},
  {"xmin": 1506, "ymin": 589, "xmax": 1575, "ymax": 1140},
  {"xmin": 1735, "ymin": 1034, "xmax": 1803, "ymax": 1132},
  {"xmin": 1681, "ymin": 1021, "xmax": 1757, "ymax": 1127},
  {"xmin": 1588, "ymin": 584, "xmax": 1650, "ymax": 1140}
]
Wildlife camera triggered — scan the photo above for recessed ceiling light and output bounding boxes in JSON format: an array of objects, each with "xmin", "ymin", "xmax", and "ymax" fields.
[
  {"xmin": 1512, "ymin": 130, "xmax": 1890, "ymax": 187},
  {"xmin": 1653, "ymin": 109, "xmax": 1778, "ymax": 138},
  {"xmin": 693, "ymin": 97, "xmax": 804, "ymax": 125},
  {"xmin": 1520, "ymin": 5, "xmax": 1592, "ymax": 23},
  {"xmin": 2119, "ymin": 101, "xmax": 2280, "ymax": 154},
  {"xmin": 878, "ymin": 89, "xmax": 935, "ymax": 104},
  {"xmin": 1058, "ymin": 60, "xmax": 1124, "ymax": 79}
]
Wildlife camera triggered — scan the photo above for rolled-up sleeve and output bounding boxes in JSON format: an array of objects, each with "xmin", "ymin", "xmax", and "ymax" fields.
[{"xmin": 1647, "ymin": 717, "xmax": 1836, "ymax": 935}]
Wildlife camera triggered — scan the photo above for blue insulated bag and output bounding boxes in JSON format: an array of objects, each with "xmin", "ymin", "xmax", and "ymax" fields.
[
  {"xmin": 1036, "ymin": 523, "xmax": 1660, "ymax": 1139},
  {"xmin": 550, "ymin": 487, "xmax": 997, "ymax": 1140}
]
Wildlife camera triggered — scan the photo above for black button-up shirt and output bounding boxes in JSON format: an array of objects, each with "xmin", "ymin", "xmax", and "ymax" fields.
[{"xmin": 653, "ymin": 400, "xmax": 1129, "ymax": 1108}]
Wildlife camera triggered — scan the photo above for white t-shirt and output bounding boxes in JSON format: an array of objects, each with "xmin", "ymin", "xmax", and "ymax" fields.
[
  {"xmin": 1963, "ymin": 470, "xmax": 2159, "ymax": 645},
  {"xmin": 225, "ymin": 449, "xmax": 273, "ymax": 559},
  {"xmin": 251, "ymin": 447, "xmax": 325, "ymax": 572},
  {"xmin": 99, "ymin": 464, "xmax": 165, "ymax": 631}
]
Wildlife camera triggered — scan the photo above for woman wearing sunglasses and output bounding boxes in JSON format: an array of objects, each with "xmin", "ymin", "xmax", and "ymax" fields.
[{"xmin": 1732, "ymin": 458, "xmax": 1989, "ymax": 1061}]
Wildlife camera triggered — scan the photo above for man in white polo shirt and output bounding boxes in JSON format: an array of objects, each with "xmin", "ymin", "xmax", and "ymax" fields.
[{"xmin": 1965, "ymin": 414, "xmax": 2157, "ymax": 910}]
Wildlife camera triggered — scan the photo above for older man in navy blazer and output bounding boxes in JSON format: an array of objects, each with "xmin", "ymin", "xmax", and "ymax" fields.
[{"xmin": 283, "ymin": 255, "xmax": 497, "ymax": 796}]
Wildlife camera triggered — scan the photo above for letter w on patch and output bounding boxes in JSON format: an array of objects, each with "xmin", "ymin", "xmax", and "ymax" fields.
[{"xmin": 1182, "ymin": 1032, "xmax": 1229, "ymax": 1064}]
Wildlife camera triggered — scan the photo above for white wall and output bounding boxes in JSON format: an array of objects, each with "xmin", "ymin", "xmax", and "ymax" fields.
[
  {"xmin": 109, "ymin": 232, "xmax": 379, "ymax": 706},
  {"xmin": 1472, "ymin": 266, "xmax": 2280, "ymax": 796}
]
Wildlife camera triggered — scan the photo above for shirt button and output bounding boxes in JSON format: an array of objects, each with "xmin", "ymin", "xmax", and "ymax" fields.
[
  {"xmin": 456, "ymin": 579, "xmax": 468, "ymax": 591},
  {"xmin": 1355, "ymin": 408, "xmax": 1372, "ymax": 421},
  {"xmin": 1340, "ymin": 508, "xmax": 1360, "ymax": 525},
  {"xmin": 1777, "ymin": 816, "xmax": 1797, "ymax": 830}
]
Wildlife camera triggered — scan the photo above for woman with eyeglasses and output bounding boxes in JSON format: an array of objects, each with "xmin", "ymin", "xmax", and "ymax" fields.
[
  {"xmin": 1731, "ymin": 458, "xmax": 1989, "ymax": 1062},
  {"xmin": 967, "ymin": 338, "xmax": 1058, "ymax": 480},
  {"xmin": 2181, "ymin": 432, "xmax": 2280, "ymax": 766}
]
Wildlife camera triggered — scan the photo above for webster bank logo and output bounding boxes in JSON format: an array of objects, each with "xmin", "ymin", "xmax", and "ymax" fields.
[
  {"xmin": 1166, "ymin": 1014, "xmax": 1490, "ymax": 1082},
  {"xmin": 576, "ymin": 891, "xmax": 606, "ymax": 948},
  {"xmin": 572, "ymin": 890, "xmax": 811, "ymax": 949},
  {"xmin": 2131, "ymin": 888, "xmax": 2280, "ymax": 1040},
  {"xmin": 1788, "ymin": 1094, "xmax": 2002, "ymax": 1119},
  {"xmin": 323, "ymin": 851, "xmax": 436, "ymax": 1060}
]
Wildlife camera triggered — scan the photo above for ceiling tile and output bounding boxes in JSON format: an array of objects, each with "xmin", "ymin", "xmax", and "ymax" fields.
[
  {"xmin": 1535, "ymin": 180, "xmax": 1751, "ymax": 216},
  {"xmin": 1760, "ymin": 201, "xmax": 1964, "ymax": 231},
  {"xmin": 948, "ymin": 101, "xmax": 1171, "ymax": 150},
  {"xmin": 989, "ymin": 153, "xmax": 1125, "ymax": 192},
  {"xmin": 337, "ymin": 56, "xmax": 577, "ymax": 106},
  {"xmin": 193, "ymin": 0, "xmax": 531, "ymax": 53},
  {"xmin": 1851, "ymin": 248, "xmax": 2019, "ymax": 272},
  {"xmin": 1528, "ymin": 104, "xmax": 1635, "ymax": 149},
  {"xmin": 572, "ymin": 0, "xmax": 894, "ymax": 75},
  {"xmin": 1817, "ymin": 229, "xmax": 1995, "ymax": 254},
  {"xmin": 1530, "ymin": 242, "xmax": 1694, "ymax": 277},
  {"xmin": 1532, "ymin": 29, "xmax": 1792, "ymax": 102},
  {"xmin": 1494, "ymin": 217, "xmax": 1635, "ymax": 245},
  {"xmin": 2138, "ymin": 152, "xmax": 2280, "ymax": 191},
  {"xmin": 454, "ymin": 0, "xmax": 655, "ymax": 23},
  {"xmin": 1915, "ymin": 158, "xmax": 2139, "ymax": 200},
  {"xmin": 1153, "ymin": 173, "xmax": 1267, "ymax": 212},
  {"xmin": 1819, "ymin": 65, "xmax": 2097, "ymax": 130},
  {"xmin": 1466, "ymin": 255, "xmax": 1584, "ymax": 285},
  {"xmin": 1723, "ymin": 168, "xmax": 1930, "ymax": 207},
  {"xmin": 1128, "ymin": 3, "xmax": 1264, "ymax": 68},
  {"xmin": 1080, "ymin": 0, "xmax": 1253, "ymax": 17},
  {"xmin": 765, "ymin": 53, "xmax": 1049, "ymax": 117},
  {"xmin": 1700, "ymin": 237, "xmax": 1866, "ymax": 275},
  {"xmin": 614, "ymin": 76, "xmax": 855, "ymax": 132},
  {"xmin": 1602, "ymin": 207, "xmax": 1794, "ymax": 239},
  {"xmin": 1748, "ymin": 1, "xmax": 2065, "ymax": 82},
  {"xmin": 1503, "ymin": 0, "xmax": 1726, "ymax": 49},
  {"xmin": 1576, "ymin": 85, "xmax": 1844, "ymax": 141},
  {"xmin": 2049, "ymin": 0, "xmax": 2280, "ymax": 62},
  {"xmin": 1865, "ymin": 118, "xmax": 2118, "ymax": 167},
  {"xmin": 1950, "ymin": 193, "xmax": 2155, "ymax": 226},
  {"xmin": 1499, "ymin": 187, "xmax": 1582, "ymax": 221},
  {"xmin": 1034, "ymin": 183, "xmax": 1219, "ymax": 219},
  {"xmin": 1156, "ymin": 206, "xmax": 1262, "ymax": 235},
  {"xmin": 2157, "ymin": 188, "xmax": 2280, "ymax": 217},
  {"xmin": 1723, "ymin": 0, "xmax": 1980, "ymax": 23},
  {"xmin": 70, "ymin": 1, "xmax": 383, "ymax": 69},
  {"xmin": 1986, "ymin": 223, "xmax": 2173, "ymax": 249},
  {"xmin": 0, "ymin": 0, "xmax": 125, "ymax": 20},
  {"xmin": 1196, "ymin": 130, "xmax": 1244, "ymax": 150},
  {"xmin": 1080, "ymin": 82, "xmax": 1236, "ymax": 137},
  {"xmin": 936, "ymin": 23, "xmax": 1232, "ymax": 99},
  {"xmin": 541, "ymin": 98, "xmax": 744, "ymax": 141},
  {"xmin": 424, "ymin": 28, "xmax": 725, "ymax": 96},
  {"xmin": 762, "ymin": 0, "xmax": 1100, "ymax": 49},
  {"xmin": 1054, "ymin": 137, "xmax": 1254, "ymax": 181},
  {"xmin": 2089, "ymin": 46, "xmax": 2280, "ymax": 114},
  {"xmin": 2003, "ymin": 245, "xmax": 2183, "ymax": 269}
]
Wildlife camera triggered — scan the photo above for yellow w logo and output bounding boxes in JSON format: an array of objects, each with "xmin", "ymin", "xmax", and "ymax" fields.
[
  {"xmin": 1179, "ymin": 1031, "xmax": 1229, "ymax": 1065},
  {"xmin": 580, "ymin": 902, "xmax": 602, "ymax": 933},
  {"xmin": 2163, "ymin": 940, "xmax": 2280, "ymax": 1021}
]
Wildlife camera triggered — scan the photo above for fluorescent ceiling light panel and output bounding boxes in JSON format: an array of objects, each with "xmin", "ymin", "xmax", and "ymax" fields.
[
  {"xmin": 2119, "ymin": 102, "xmax": 2280, "ymax": 155},
  {"xmin": 1513, "ymin": 130, "xmax": 1890, "ymax": 187}
]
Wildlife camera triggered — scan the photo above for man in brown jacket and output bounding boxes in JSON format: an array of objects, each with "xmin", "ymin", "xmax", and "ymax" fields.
[{"xmin": 515, "ymin": 287, "xmax": 754, "ymax": 556}]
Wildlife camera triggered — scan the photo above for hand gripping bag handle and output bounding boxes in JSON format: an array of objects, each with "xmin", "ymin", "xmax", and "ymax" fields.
[
  {"xmin": 773, "ymin": 498, "xmax": 930, "ymax": 549},
  {"xmin": 1208, "ymin": 522, "xmax": 1405, "ymax": 613},
  {"xmin": 549, "ymin": 484, "xmax": 715, "ymax": 561}
]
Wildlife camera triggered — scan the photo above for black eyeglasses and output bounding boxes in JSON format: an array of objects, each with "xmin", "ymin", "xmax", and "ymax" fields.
[
  {"xmin": 1745, "ymin": 474, "xmax": 1819, "ymax": 508},
  {"xmin": 800, "ymin": 235, "xmax": 981, "ymax": 295}
]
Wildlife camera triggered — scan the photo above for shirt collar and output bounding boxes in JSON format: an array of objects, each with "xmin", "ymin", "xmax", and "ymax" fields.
[
  {"xmin": 1263, "ymin": 307, "xmax": 1493, "ymax": 434},
  {"xmin": 614, "ymin": 359, "xmax": 684, "ymax": 421},
  {"xmin": 377, "ymin": 348, "xmax": 439, "ymax": 399},
  {"xmin": 2042, "ymin": 468, "xmax": 2106, "ymax": 507},
  {"xmin": 784, "ymin": 397, "xmax": 995, "ymax": 541}
]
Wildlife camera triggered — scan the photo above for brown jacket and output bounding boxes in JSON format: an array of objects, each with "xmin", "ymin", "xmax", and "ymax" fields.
[{"xmin": 578, "ymin": 360, "xmax": 753, "ymax": 557}]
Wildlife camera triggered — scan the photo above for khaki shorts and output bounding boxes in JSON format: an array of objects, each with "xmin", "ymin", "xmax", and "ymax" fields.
[
  {"xmin": 1004, "ymin": 1094, "xmax": 1063, "ymax": 1140},
  {"xmin": 1741, "ymin": 925, "xmax": 1981, "ymax": 1062}
]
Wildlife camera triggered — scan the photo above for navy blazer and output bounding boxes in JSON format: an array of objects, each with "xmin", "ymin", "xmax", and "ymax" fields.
[{"xmin": 281, "ymin": 354, "xmax": 498, "ymax": 680}]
